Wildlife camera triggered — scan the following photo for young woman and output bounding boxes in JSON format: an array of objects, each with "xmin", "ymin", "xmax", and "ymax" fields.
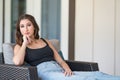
[{"xmin": 13, "ymin": 14, "xmax": 120, "ymax": 80}]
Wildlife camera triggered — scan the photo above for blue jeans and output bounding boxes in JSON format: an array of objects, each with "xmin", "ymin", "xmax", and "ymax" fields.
[{"xmin": 37, "ymin": 61, "xmax": 120, "ymax": 80}]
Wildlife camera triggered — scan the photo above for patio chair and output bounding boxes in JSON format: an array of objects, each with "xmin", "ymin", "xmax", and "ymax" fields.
[{"xmin": 0, "ymin": 39, "xmax": 99, "ymax": 80}]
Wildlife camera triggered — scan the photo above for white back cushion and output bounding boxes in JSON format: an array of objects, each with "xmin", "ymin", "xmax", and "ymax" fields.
[{"xmin": 3, "ymin": 39, "xmax": 60, "ymax": 64}]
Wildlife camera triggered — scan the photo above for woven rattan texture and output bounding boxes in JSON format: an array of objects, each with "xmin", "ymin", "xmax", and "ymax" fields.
[{"xmin": 0, "ymin": 65, "xmax": 30, "ymax": 80}]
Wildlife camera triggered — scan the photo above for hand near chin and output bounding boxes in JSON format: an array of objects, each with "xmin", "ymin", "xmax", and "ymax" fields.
[{"xmin": 23, "ymin": 35, "xmax": 32, "ymax": 45}]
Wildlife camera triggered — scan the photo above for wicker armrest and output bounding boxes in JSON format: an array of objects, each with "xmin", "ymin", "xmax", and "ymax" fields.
[
  {"xmin": 0, "ymin": 52, "xmax": 4, "ymax": 64},
  {"xmin": 0, "ymin": 64, "xmax": 39, "ymax": 80},
  {"xmin": 65, "ymin": 60, "xmax": 99, "ymax": 71}
]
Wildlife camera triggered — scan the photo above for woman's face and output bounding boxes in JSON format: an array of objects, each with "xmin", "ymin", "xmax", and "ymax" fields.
[{"xmin": 19, "ymin": 19, "xmax": 34, "ymax": 38}]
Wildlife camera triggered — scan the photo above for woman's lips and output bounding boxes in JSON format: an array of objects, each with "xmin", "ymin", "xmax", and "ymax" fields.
[{"xmin": 24, "ymin": 33, "xmax": 29, "ymax": 35}]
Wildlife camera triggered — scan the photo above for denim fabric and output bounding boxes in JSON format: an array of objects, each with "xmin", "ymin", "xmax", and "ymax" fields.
[{"xmin": 37, "ymin": 61, "xmax": 120, "ymax": 80}]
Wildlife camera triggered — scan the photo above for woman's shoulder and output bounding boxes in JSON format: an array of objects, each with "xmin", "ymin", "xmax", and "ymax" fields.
[
  {"xmin": 40, "ymin": 38, "xmax": 51, "ymax": 45},
  {"xmin": 13, "ymin": 44, "xmax": 21, "ymax": 53},
  {"xmin": 40, "ymin": 38, "xmax": 47, "ymax": 40},
  {"xmin": 14, "ymin": 44, "xmax": 21, "ymax": 49},
  {"xmin": 40, "ymin": 38, "xmax": 49, "ymax": 42}
]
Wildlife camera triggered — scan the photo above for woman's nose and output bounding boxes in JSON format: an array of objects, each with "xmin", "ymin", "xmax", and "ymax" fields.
[{"xmin": 25, "ymin": 26, "xmax": 28, "ymax": 31}]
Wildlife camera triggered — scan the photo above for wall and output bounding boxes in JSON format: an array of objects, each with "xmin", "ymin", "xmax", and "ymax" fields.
[
  {"xmin": 60, "ymin": 0, "xmax": 69, "ymax": 59},
  {"xmin": 75, "ymin": 0, "xmax": 120, "ymax": 76},
  {"xmin": 4, "ymin": 0, "xmax": 11, "ymax": 43},
  {"xmin": 115, "ymin": 0, "xmax": 120, "ymax": 76},
  {"xmin": 0, "ymin": 0, "xmax": 3, "ymax": 52}
]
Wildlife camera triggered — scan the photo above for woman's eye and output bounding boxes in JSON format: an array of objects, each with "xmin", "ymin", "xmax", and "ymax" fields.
[
  {"xmin": 20, "ymin": 25, "xmax": 24, "ymax": 28},
  {"xmin": 28, "ymin": 24, "xmax": 31, "ymax": 26}
]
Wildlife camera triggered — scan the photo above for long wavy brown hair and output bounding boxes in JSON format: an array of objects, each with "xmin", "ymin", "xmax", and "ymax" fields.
[{"xmin": 16, "ymin": 14, "xmax": 39, "ymax": 46}]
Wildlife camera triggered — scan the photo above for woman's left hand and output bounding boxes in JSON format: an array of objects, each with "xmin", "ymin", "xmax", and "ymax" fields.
[{"xmin": 64, "ymin": 69, "xmax": 73, "ymax": 76}]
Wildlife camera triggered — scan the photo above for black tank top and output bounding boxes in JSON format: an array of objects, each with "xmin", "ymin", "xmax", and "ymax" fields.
[{"xmin": 25, "ymin": 38, "xmax": 55, "ymax": 66}]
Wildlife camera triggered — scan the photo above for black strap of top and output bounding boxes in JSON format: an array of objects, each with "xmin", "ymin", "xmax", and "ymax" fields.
[{"xmin": 41, "ymin": 38, "xmax": 48, "ymax": 45}]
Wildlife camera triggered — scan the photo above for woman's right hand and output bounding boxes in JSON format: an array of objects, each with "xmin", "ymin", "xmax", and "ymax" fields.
[{"xmin": 23, "ymin": 35, "xmax": 31, "ymax": 45}]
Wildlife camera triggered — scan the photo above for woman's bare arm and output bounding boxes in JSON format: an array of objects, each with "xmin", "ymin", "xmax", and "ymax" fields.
[
  {"xmin": 46, "ymin": 40, "xmax": 73, "ymax": 76},
  {"xmin": 13, "ymin": 43, "xmax": 27, "ymax": 66},
  {"xmin": 13, "ymin": 36, "xmax": 29, "ymax": 66}
]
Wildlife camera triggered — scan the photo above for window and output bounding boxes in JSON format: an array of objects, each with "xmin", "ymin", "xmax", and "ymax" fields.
[
  {"xmin": 41, "ymin": 0, "xmax": 61, "ymax": 40},
  {"xmin": 11, "ymin": 0, "xmax": 26, "ymax": 43}
]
